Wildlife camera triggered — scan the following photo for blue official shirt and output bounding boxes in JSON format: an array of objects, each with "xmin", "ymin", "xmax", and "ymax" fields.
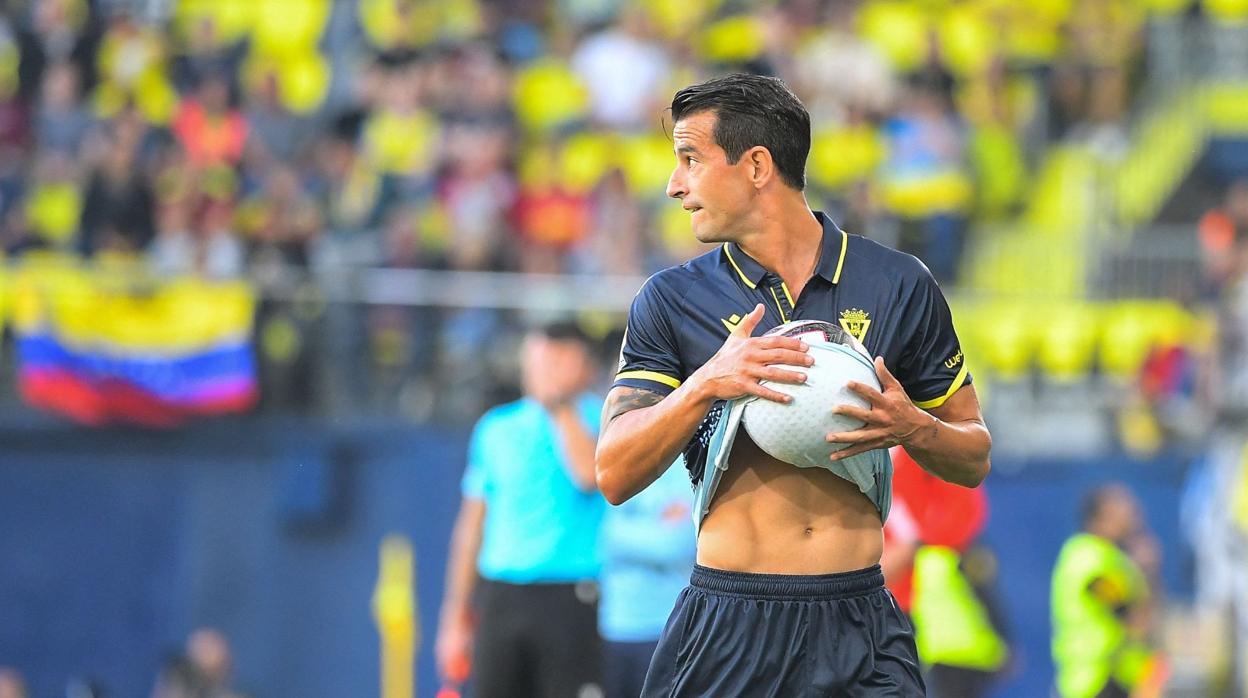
[
  {"xmin": 614, "ymin": 211, "xmax": 970, "ymax": 486},
  {"xmin": 599, "ymin": 460, "xmax": 696, "ymax": 642},
  {"xmin": 462, "ymin": 394, "xmax": 605, "ymax": 583}
]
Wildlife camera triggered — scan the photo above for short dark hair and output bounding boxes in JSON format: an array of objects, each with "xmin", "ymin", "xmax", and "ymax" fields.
[
  {"xmin": 670, "ymin": 73, "xmax": 811, "ymax": 191},
  {"xmin": 533, "ymin": 320, "xmax": 593, "ymax": 347}
]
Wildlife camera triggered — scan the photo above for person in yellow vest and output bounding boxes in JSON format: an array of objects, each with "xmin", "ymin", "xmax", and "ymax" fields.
[
  {"xmin": 1051, "ymin": 484, "xmax": 1168, "ymax": 698},
  {"xmin": 886, "ymin": 447, "xmax": 1010, "ymax": 698}
]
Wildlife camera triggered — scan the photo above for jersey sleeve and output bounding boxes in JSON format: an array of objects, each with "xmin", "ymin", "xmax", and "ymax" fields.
[
  {"xmin": 613, "ymin": 276, "xmax": 685, "ymax": 396},
  {"xmin": 460, "ymin": 413, "xmax": 493, "ymax": 500},
  {"xmin": 896, "ymin": 267, "xmax": 972, "ymax": 409}
]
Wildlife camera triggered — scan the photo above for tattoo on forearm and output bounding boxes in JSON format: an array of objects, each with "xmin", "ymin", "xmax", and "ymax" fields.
[{"xmin": 600, "ymin": 387, "xmax": 664, "ymax": 435}]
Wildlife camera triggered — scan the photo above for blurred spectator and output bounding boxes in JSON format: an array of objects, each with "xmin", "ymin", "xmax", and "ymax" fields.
[
  {"xmin": 571, "ymin": 7, "xmax": 670, "ymax": 131},
  {"xmin": 311, "ymin": 113, "xmax": 381, "ymax": 234},
  {"xmin": 35, "ymin": 59, "xmax": 89, "ymax": 155},
  {"xmin": 20, "ymin": 150, "xmax": 81, "ymax": 251},
  {"xmin": 242, "ymin": 66, "xmax": 312, "ymax": 168},
  {"xmin": 173, "ymin": 72, "xmax": 246, "ymax": 168},
  {"xmin": 879, "ymin": 79, "xmax": 971, "ymax": 283},
  {"xmin": 568, "ymin": 168, "xmax": 646, "ymax": 276},
  {"xmin": 1051, "ymin": 484, "xmax": 1167, "ymax": 698},
  {"xmin": 0, "ymin": 668, "xmax": 26, "ymax": 698},
  {"xmin": 598, "ymin": 460, "xmax": 695, "ymax": 698},
  {"xmin": 883, "ymin": 447, "xmax": 1009, "ymax": 698},
  {"xmin": 360, "ymin": 60, "xmax": 440, "ymax": 201},
  {"xmin": 237, "ymin": 164, "xmax": 323, "ymax": 270},
  {"xmin": 436, "ymin": 322, "xmax": 605, "ymax": 698},
  {"xmin": 1198, "ymin": 178, "xmax": 1248, "ymax": 298},
  {"xmin": 186, "ymin": 628, "xmax": 242, "ymax": 698},
  {"xmin": 149, "ymin": 175, "xmax": 244, "ymax": 280},
  {"xmin": 16, "ymin": 0, "xmax": 98, "ymax": 103},
  {"xmin": 79, "ymin": 127, "xmax": 155, "ymax": 255},
  {"xmin": 791, "ymin": 0, "xmax": 896, "ymax": 123},
  {"xmin": 91, "ymin": 7, "xmax": 176, "ymax": 126},
  {"xmin": 439, "ymin": 122, "xmax": 514, "ymax": 272}
]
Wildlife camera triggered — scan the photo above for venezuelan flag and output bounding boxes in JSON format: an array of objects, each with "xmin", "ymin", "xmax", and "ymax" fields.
[{"xmin": 10, "ymin": 256, "xmax": 258, "ymax": 427}]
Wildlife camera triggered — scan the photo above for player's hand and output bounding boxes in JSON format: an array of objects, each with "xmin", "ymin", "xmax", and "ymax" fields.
[
  {"xmin": 687, "ymin": 304, "xmax": 811, "ymax": 404},
  {"xmin": 826, "ymin": 356, "xmax": 934, "ymax": 460},
  {"xmin": 435, "ymin": 614, "xmax": 473, "ymax": 684}
]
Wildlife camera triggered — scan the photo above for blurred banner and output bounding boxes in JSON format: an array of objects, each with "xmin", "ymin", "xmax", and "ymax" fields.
[{"xmin": 7, "ymin": 256, "xmax": 258, "ymax": 426}]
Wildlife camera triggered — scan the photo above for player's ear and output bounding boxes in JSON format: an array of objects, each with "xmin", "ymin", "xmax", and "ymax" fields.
[{"xmin": 746, "ymin": 146, "xmax": 774, "ymax": 189}]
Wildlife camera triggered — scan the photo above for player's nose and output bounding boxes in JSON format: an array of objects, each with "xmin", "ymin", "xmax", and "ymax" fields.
[{"xmin": 666, "ymin": 168, "xmax": 686, "ymax": 200}]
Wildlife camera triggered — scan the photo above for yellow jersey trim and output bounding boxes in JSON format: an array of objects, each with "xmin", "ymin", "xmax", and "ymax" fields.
[
  {"xmin": 914, "ymin": 361, "xmax": 970, "ymax": 409},
  {"xmin": 769, "ymin": 286, "xmax": 789, "ymax": 322},
  {"xmin": 831, "ymin": 228, "xmax": 848, "ymax": 284},
  {"xmin": 723, "ymin": 243, "xmax": 758, "ymax": 289},
  {"xmin": 780, "ymin": 282, "xmax": 795, "ymax": 308},
  {"xmin": 616, "ymin": 370, "xmax": 682, "ymax": 389}
]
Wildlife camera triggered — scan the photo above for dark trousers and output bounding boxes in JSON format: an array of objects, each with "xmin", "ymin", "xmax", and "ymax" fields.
[
  {"xmin": 604, "ymin": 640, "xmax": 658, "ymax": 698},
  {"xmin": 471, "ymin": 579, "xmax": 602, "ymax": 698}
]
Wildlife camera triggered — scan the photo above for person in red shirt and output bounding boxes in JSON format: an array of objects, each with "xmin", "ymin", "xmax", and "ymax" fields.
[{"xmin": 884, "ymin": 446, "xmax": 1008, "ymax": 698}]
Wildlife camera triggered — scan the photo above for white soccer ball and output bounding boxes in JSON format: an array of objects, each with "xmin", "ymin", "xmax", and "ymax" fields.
[{"xmin": 741, "ymin": 320, "xmax": 880, "ymax": 468}]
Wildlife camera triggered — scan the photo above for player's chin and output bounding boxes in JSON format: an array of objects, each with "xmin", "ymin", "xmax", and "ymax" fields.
[{"xmin": 690, "ymin": 215, "xmax": 720, "ymax": 243}]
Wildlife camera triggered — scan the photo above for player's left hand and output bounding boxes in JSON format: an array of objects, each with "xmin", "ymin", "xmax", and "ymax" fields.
[{"xmin": 825, "ymin": 356, "xmax": 933, "ymax": 460}]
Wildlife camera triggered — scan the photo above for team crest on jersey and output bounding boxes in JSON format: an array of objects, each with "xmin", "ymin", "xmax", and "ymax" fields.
[{"xmin": 838, "ymin": 308, "xmax": 872, "ymax": 342}]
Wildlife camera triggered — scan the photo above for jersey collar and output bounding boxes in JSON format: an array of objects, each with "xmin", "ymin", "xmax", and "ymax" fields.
[{"xmin": 722, "ymin": 211, "xmax": 849, "ymax": 288}]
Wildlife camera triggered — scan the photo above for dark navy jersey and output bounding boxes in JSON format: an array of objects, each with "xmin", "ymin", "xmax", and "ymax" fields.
[{"xmin": 614, "ymin": 211, "xmax": 970, "ymax": 483}]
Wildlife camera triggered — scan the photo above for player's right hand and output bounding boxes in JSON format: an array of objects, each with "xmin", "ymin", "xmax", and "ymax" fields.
[
  {"xmin": 687, "ymin": 303, "xmax": 811, "ymax": 404},
  {"xmin": 435, "ymin": 615, "xmax": 473, "ymax": 684}
]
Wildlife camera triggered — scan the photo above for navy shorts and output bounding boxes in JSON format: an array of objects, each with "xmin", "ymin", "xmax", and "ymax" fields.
[{"xmin": 640, "ymin": 564, "xmax": 925, "ymax": 697}]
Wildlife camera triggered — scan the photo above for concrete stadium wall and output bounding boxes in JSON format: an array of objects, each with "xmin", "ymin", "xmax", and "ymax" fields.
[{"xmin": 0, "ymin": 415, "xmax": 1193, "ymax": 698}]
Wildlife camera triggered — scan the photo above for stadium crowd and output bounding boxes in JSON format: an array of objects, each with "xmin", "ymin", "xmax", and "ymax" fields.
[{"xmin": 0, "ymin": 0, "xmax": 1171, "ymax": 419}]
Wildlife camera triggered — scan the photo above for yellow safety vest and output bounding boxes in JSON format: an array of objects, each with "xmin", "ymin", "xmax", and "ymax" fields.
[
  {"xmin": 911, "ymin": 545, "xmax": 1009, "ymax": 672},
  {"xmin": 1051, "ymin": 533, "xmax": 1152, "ymax": 698}
]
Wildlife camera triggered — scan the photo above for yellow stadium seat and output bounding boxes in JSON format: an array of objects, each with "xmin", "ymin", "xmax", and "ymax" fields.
[
  {"xmin": 362, "ymin": 108, "xmax": 440, "ymax": 177},
  {"xmin": 809, "ymin": 125, "xmax": 886, "ymax": 192},
  {"xmin": 1205, "ymin": 0, "xmax": 1248, "ymax": 21},
  {"xmin": 243, "ymin": 50, "xmax": 331, "ymax": 115},
  {"xmin": 250, "ymin": 0, "xmax": 331, "ymax": 57},
  {"xmin": 558, "ymin": 132, "xmax": 615, "ymax": 194},
  {"xmin": 26, "ymin": 183, "xmax": 82, "ymax": 249},
  {"xmin": 972, "ymin": 302, "xmax": 1039, "ymax": 380},
  {"xmin": 938, "ymin": 3, "xmax": 996, "ymax": 77},
  {"xmin": 618, "ymin": 134, "xmax": 676, "ymax": 196},
  {"xmin": 1099, "ymin": 301, "xmax": 1192, "ymax": 381},
  {"xmin": 642, "ymin": 0, "xmax": 723, "ymax": 40},
  {"xmin": 1036, "ymin": 301, "xmax": 1101, "ymax": 382},
  {"xmin": 512, "ymin": 59, "xmax": 589, "ymax": 134},
  {"xmin": 699, "ymin": 15, "xmax": 764, "ymax": 64},
  {"xmin": 858, "ymin": 0, "xmax": 929, "ymax": 73},
  {"xmin": 175, "ymin": 0, "xmax": 253, "ymax": 48},
  {"xmin": 359, "ymin": 0, "xmax": 484, "ymax": 51}
]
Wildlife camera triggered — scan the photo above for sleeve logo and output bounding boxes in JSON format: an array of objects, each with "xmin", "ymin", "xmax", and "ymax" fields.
[{"xmin": 944, "ymin": 349, "xmax": 963, "ymax": 369}]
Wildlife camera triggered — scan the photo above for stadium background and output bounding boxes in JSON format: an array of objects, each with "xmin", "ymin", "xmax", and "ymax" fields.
[{"xmin": 0, "ymin": 0, "xmax": 1245, "ymax": 696}]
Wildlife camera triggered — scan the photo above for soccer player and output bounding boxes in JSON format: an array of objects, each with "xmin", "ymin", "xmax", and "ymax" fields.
[{"xmin": 595, "ymin": 74, "xmax": 991, "ymax": 696}]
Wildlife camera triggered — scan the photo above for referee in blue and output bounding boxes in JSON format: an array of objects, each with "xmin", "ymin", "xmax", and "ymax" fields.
[
  {"xmin": 437, "ymin": 322, "xmax": 605, "ymax": 698},
  {"xmin": 596, "ymin": 74, "xmax": 992, "ymax": 696}
]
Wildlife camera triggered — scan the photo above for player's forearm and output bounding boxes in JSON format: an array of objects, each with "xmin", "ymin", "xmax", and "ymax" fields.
[
  {"xmin": 439, "ymin": 499, "xmax": 484, "ymax": 624},
  {"xmin": 551, "ymin": 405, "xmax": 598, "ymax": 491},
  {"xmin": 596, "ymin": 385, "xmax": 712, "ymax": 505},
  {"xmin": 903, "ymin": 414, "xmax": 991, "ymax": 488}
]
